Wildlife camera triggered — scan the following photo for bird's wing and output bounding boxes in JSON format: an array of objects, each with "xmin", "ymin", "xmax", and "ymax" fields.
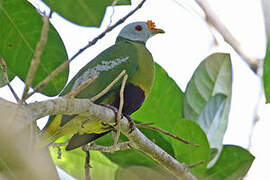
[{"xmin": 41, "ymin": 41, "xmax": 139, "ymax": 140}]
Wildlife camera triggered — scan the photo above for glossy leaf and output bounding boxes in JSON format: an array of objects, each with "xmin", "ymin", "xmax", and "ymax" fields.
[
  {"xmin": 203, "ymin": 145, "xmax": 254, "ymax": 180},
  {"xmin": 183, "ymin": 53, "xmax": 232, "ymax": 165},
  {"xmin": 263, "ymin": 40, "xmax": 270, "ymax": 103},
  {"xmin": 43, "ymin": 0, "xmax": 131, "ymax": 27},
  {"xmin": 0, "ymin": 0, "xmax": 69, "ymax": 96},
  {"xmin": 197, "ymin": 94, "xmax": 227, "ymax": 155},
  {"xmin": 171, "ymin": 120, "xmax": 210, "ymax": 176}
]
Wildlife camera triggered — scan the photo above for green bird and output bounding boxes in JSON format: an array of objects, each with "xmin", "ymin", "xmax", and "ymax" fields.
[{"xmin": 39, "ymin": 20, "xmax": 164, "ymax": 150}]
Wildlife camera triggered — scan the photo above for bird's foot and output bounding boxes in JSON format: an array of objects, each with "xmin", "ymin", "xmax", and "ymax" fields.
[
  {"xmin": 100, "ymin": 104, "xmax": 136, "ymax": 133},
  {"xmin": 100, "ymin": 104, "xmax": 119, "ymax": 126},
  {"xmin": 124, "ymin": 115, "xmax": 136, "ymax": 133}
]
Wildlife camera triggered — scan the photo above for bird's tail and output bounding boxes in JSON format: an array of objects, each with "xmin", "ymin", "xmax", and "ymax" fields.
[{"xmin": 36, "ymin": 115, "xmax": 65, "ymax": 147}]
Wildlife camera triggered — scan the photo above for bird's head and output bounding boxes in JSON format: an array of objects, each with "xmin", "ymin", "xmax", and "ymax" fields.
[{"xmin": 117, "ymin": 20, "xmax": 165, "ymax": 44}]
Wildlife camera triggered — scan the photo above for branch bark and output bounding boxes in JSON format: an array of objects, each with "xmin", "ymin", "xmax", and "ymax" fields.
[
  {"xmin": 195, "ymin": 0, "xmax": 260, "ymax": 72},
  {"xmin": 24, "ymin": 97, "xmax": 197, "ymax": 180}
]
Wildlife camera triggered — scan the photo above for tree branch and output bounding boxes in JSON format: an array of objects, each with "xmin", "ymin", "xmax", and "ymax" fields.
[
  {"xmin": 22, "ymin": 16, "xmax": 49, "ymax": 102},
  {"xmin": 25, "ymin": 97, "xmax": 197, "ymax": 180},
  {"xmin": 195, "ymin": 0, "xmax": 260, "ymax": 73},
  {"xmin": 85, "ymin": 141, "xmax": 133, "ymax": 153}
]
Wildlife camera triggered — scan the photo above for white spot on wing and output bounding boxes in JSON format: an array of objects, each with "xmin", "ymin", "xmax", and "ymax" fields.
[{"xmin": 72, "ymin": 57, "xmax": 129, "ymax": 90}]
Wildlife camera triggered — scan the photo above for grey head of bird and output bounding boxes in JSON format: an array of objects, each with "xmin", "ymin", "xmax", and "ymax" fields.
[{"xmin": 117, "ymin": 20, "xmax": 165, "ymax": 44}]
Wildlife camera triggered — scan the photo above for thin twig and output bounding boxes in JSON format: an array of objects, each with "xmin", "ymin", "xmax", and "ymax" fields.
[
  {"xmin": 108, "ymin": 0, "xmax": 119, "ymax": 27},
  {"xmin": 0, "ymin": 57, "xmax": 20, "ymax": 103},
  {"xmin": 85, "ymin": 141, "xmax": 132, "ymax": 153},
  {"xmin": 70, "ymin": 0, "xmax": 146, "ymax": 63},
  {"xmin": 114, "ymin": 74, "xmax": 128, "ymax": 146},
  {"xmin": 91, "ymin": 70, "xmax": 126, "ymax": 102},
  {"xmin": 24, "ymin": 0, "xmax": 146, "ymax": 100},
  {"xmin": 25, "ymin": 61, "xmax": 70, "ymax": 100},
  {"xmin": 195, "ymin": 0, "xmax": 259, "ymax": 72},
  {"xmin": 65, "ymin": 76, "xmax": 98, "ymax": 98},
  {"xmin": 82, "ymin": 146, "xmax": 91, "ymax": 180},
  {"xmin": 136, "ymin": 123, "xmax": 199, "ymax": 147},
  {"xmin": 51, "ymin": 141, "xmax": 69, "ymax": 147},
  {"xmin": 22, "ymin": 16, "xmax": 49, "ymax": 102},
  {"xmin": 188, "ymin": 161, "xmax": 205, "ymax": 169}
]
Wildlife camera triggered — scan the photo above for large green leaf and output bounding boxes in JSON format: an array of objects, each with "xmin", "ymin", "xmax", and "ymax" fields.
[
  {"xmin": 183, "ymin": 53, "xmax": 232, "ymax": 166},
  {"xmin": 43, "ymin": 0, "xmax": 131, "ymax": 27},
  {"xmin": 197, "ymin": 94, "xmax": 227, "ymax": 157},
  {"xmin": 0, "ymin": 0, "xmax": 69, "ymax": 96},
  {"xmin": 202, "ymin": 145, "xmax": 254, "ymax": 180},
  {"xmin": 172, "ymin": 120, "xmax": 210, "ymax": 177},
  {"xmin": 263, "ymin": 40, "xmax": 270, "ymax": 103}
]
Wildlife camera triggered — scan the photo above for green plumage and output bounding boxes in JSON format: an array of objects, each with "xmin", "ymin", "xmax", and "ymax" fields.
[{"xmin": 39, "ymin": 21, "xmax": 164, "ymax": 150}]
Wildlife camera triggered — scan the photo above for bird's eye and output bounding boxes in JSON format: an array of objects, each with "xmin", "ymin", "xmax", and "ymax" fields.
[{"xmin": 135, "ymin": 25, "xmax": 142, "ymax": 31}]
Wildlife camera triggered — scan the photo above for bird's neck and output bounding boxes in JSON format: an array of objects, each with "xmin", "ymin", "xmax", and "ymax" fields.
[{"xmin": 115, "ymin": 36, "xmax": 146, "ymax": 45}]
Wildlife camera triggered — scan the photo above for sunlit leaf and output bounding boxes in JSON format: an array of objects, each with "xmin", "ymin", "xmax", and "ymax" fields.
[
  {"xmin": 0, "ymin": 0, "xmax": 69, "ymax": 96},
  {"xmin": 203, "ymin": 145, "xmax": 254, "ymax": 180},
  {"xmin": 183, "ymin": 53, "xmax": 232, "ymax": 166},
  {"xmin": 43, "ymin": 0, "xmax": 131, "ymax": 27}
]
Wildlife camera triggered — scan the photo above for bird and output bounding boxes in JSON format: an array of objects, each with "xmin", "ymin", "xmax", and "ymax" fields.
[{"xmin": 39, "ymin": 20, "xmax": 165, "ymax": 151}]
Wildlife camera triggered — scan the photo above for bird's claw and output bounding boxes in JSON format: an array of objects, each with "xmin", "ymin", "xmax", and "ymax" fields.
[
  {"xmin": 100, "ymin": 104, "xmax": 136, "ymax": 133},
  {"xmin": 101, "ymin": 104, "xmax": 119, "ymax": 126},
  {"xmin": 125, "ymin": 115, "xmax": 136, "ymax": 133}
]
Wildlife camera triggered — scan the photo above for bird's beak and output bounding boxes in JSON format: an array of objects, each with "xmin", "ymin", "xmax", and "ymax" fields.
[
  {"xmin": 151, "ymin": 28, "xmax": 165, "ymax": 34},
  {"xmin": 147, "ymin": 20, "xmax": 165, "ymax": 34}
]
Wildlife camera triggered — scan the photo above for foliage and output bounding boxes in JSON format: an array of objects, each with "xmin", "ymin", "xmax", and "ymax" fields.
[
  {"xmin": 183, "ymin": 53, "xmax": 232, "ymax": 166},
  {"xmin": 43, "ymin": 0, "xmax": 131, "ymax": 27},
  {"xmin": 0, "ymin": 0, "xmax": 256, "ymax": 180},
  {"xmin": 0, "ymin": 0, "xmax": 68, "ymax": 96}
]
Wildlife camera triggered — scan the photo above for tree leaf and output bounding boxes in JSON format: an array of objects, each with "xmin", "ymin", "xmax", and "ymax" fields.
[
  {"xmin": 203, "ymin": 145, "xmax": 254, "ymax": 180},
  {"xmin": 0, "ymin": 0, "xmax": 69, "ymax": 96},
  {"xmin": 197, "ymin": 94, "xmax": 227, "ymax": 157},
  {"xmin": 50, "ymin": 138, "xmax": 118, "ymax": 180},
  {"xmin": 43, "ymin": 0, "xmax": 131, "ymax": 27},
  {"xmin": 171, "ymin": 119, "xmax": 210, "ymax": 177},
  {"xmin": 263, "ymin": 40, "xmax": 270, "ymax": 103},
  {"xmin": 183, "ymin": 53, "xmax": 232, "ymax": 165}
]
